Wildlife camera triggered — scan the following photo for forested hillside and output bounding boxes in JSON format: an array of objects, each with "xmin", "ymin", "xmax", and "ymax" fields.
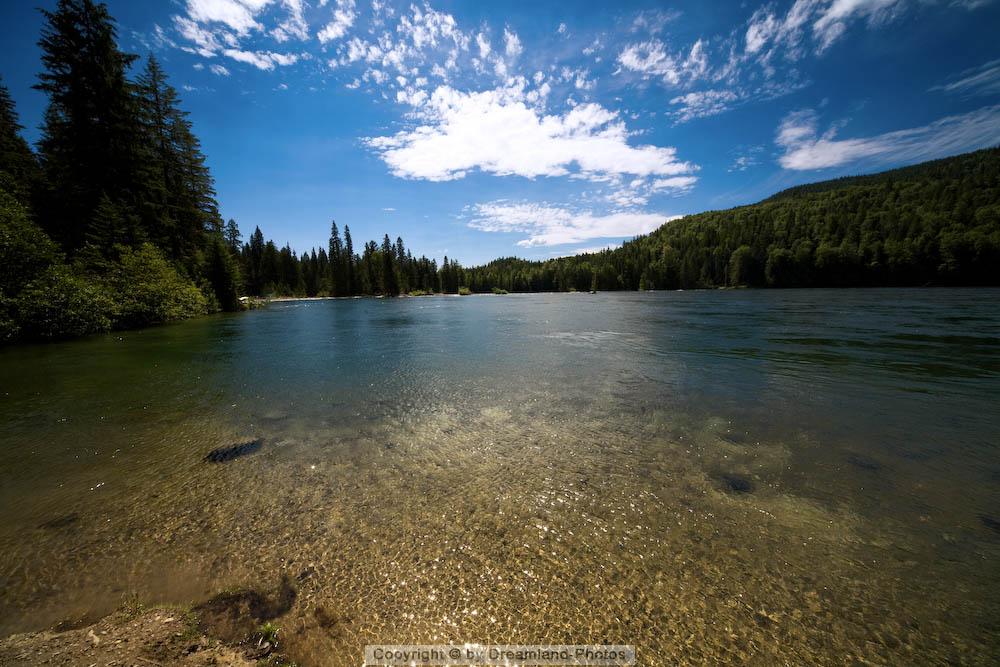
[{"xmin": 462, "ymin": 148, "xmax": 1000, "ymax": 292}]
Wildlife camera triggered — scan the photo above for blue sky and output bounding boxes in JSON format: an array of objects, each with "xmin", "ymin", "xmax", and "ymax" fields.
[{"xmin": 2, "ymin": 0, "xmax": 999, "ymax": 265}]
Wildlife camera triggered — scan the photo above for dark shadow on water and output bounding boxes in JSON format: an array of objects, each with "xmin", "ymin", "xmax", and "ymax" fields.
[{"xmin": 204, "ymin": 439, "xmax": 263, "ymax": 463}]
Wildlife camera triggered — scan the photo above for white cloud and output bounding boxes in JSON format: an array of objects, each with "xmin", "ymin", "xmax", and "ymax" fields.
[
  {"xmin": 813, "ymin": 0, "xmax": 902, "ymax": 52},
  {"xmin": 174, "ymin": 16, "xmax": 226, "ymax": 57},
  {"xmin": 183, "ymin": 0, "xmax": 272, "ymax": 36},
  {"xmin": 272, "ymin": 0, "xmax": 309, "ymax": 42},
  {"xmin": 776, "ymin": 105, "xmax": 1000, "ymax": 170},
  {"xmin": 669, "ymin": 89, "xmax": 739, "ymax": 123},
  {"xmin": 729, "ymin": 146, "xmax": 764, "ymax": 172},
  {"xmin": 209, "ymin": 63, "xmax": 231, "ymax": 75},
  {"xmin": 504, "ymin": 28, "xmax": 522, "ymax": 59},
  {"xmin": 476, "ymin": 32, "xmax": 491, "ymax": 59},
  {"xmin": 617, "ymin": 39, "xmax": 710, "ymax": 86},
  {"xmin": 318, "ymin": 0, "xmax": 356, "ymax": 43},
  {"xmin": 631, "ymin": 9, "xmax": 682, "ymax": 34},
  {"xmin": 562, "ymin": 243, "xmax": 622, "ymax": 256},
  {"xmin": 744, "ymin": 0, "xmax": 989, "ymax": 61},
  {"xmin": 931, "ymin": 58, "xmax": 1000, "ymax": 97},
  {"xmin": 651, "ymin": 176, "xmax": 698, "ymax": 192},
  {"xmin": 365, "ymin": 84, "xmax": 697, "ymax": 183},
  {"xmin": 468, "ymin": 202, "xmax": 677, "ymax": 247},
  {"xmin": 224, "ymin": 48, "xmax": 299, "ymax": 69}
]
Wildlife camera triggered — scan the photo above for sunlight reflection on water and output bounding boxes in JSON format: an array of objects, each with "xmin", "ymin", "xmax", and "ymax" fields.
[{"xmin": 1, "ymin": 289, "xmax": 999, "ymax": 665}]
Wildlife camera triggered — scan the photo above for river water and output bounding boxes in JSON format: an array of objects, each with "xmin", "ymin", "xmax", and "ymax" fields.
[{"xmin": 1, "ymin": 289, "xmax": 998, "ymax": 664}]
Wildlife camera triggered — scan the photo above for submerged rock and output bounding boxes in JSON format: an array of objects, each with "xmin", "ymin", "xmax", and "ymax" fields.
[
  {"xmin": 979, "ymin": 514, "xmax": 1000, "ymax": 534},
  {"xmin": 720, "ymin": 473, "xmax": 755, "ymax": 493},
  {"xmin": 38, "ymin": 513, "xmax": 80, "ymax": 529},
  {"xmin": 847, "ymin": 453, "xmax": 882, "ymax": 472},
  {"xmin": 194, "ymin": 574, "xmax": 296, "ymax": 643},
  {"xmin": 204, "ymin": 439, "xmax": 263, "ymax": 463}
]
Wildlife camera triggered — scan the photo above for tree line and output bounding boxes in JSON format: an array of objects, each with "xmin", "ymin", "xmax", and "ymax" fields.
[
  {"xmin": 2, "ymin": 1, "xmax": 997, "ymax": 344},
  {"xmin": 0, "ymin": 0, "xmax": 462, "ymax": 343},
  {"xmin": 460, "ymin": 147, "xmax": 1000, "ymax": 292},
  {"xmin": 230, "ymin": 221, "xmax": 465, "ymax": 298}
]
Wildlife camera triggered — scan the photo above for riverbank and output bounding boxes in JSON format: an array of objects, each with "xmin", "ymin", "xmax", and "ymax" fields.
[{"xmin": 0, "ymin": 584, "xmax": 298, "ymax": 666}]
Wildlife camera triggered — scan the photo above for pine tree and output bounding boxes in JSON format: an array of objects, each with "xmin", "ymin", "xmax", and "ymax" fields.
[
  {"xmin": 35, "ymin": 0, "xmax": 145, "ymax": 251},
  {"xmin": 205, "ymin": 233, "xmax": 240, "ymax": 311},
  {"xmin": 135, "ymin": 55, "xmax": 218, "ymax": 267},
  {"xmin": 381, "ymin": 234, "xmax": 398, "ymax": 295},
  {"xmin": 343, "ymin": 224, "xmax": 356, "ymax": 295},
  {"xmin": 224, "ymin": 218, "xmax": 241, "ymax": 253},
  {"xmin": 246, "ymin": 226, "xmax": 265, "ymax": 295},
  {"xmin": 0, "ymin": 78, "xmax": 40, "ymax": 204},
  {"xmin": 328, "ymin": 220, "xmax": 343, "ymax": 295}
]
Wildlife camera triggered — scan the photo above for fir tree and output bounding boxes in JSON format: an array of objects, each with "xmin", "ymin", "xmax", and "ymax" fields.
[
  {"xmin": 328, "ymin": 220, "xmax": 343, "ymax": 295},
  {"xmin": 381, "ymin": 234, "xmax": 398, "ymax": 295},
  {"xmin": 343, "ymin": 224, "xmax": 356, "ymax": 295},
  {"xmin": 224, "ymin": 218, "xmax": 241, "ymax": 253},
  {"xmin": 0, "ymin": 78, "xmax": 40, "ymax": 205},
  {"xmin": 35, "ymin": 0, "xmax": 144, "ymax": 251}
]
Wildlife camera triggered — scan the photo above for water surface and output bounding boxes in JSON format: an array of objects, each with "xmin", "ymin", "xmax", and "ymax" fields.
[{"xmin": 1, "ymin": 289, "xmax": 999, "ymax": 664}]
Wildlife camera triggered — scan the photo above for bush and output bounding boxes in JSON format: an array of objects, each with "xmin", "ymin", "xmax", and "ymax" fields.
[
  {"xmin": 0, "ymin": 187, "xmax": 59, "ymax": 294},
  {"xmin": 107, "ymin": 243, "xmax": 208, "ymax": 328},
  {"xmin": 16, "ymin": 267, "xmax": 113, "ymax": 339},
  {"xmin": 0, "ymin": 291, "xmax": 19, "ymax": 342},
  {"xmin": 458, "ymin": 286, "xmax": 472, "ymax": 295}
]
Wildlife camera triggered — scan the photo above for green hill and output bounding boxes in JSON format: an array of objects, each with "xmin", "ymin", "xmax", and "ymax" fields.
[{"xmin": 465, "ymin": 147, "xmax": 1000, "ymax": 292}]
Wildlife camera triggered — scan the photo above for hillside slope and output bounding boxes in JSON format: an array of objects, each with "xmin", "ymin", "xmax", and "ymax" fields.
[{"xmin": 465, "ymin": 147, "xmax": 1000, "ymax": 291}]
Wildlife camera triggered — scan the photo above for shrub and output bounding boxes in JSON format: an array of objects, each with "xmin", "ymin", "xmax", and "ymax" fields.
[
  {"xmin": 106, "ymin": 243, "xmax": 208, "ymax": 328},
  {"xmin": 0, "ymin": 187, "xmax": 59, "ymax": 294},
  {"xmin": 457, "ymin": 286, "xmax": 472, "ymax": 295},
  {"xmin": 16, "ymin": 267, "xmax": 113, "ymax": 339}
]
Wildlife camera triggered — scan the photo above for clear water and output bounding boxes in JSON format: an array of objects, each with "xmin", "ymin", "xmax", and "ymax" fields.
[{"xmin": 1, "ymin": 289, "xmax": 999, "ymax": 665}]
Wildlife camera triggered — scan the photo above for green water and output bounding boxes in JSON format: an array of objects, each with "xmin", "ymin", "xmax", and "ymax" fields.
[{"xmin": 1, "ymin": 289, "xmax": 999, "ymax": 665}]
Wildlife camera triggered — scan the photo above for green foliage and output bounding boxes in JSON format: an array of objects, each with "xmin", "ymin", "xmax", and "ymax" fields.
[
  {"xmin": 0, "ymin": 187, "xmax": 60, "ymax": 294},
  {"xmin": 458, "ymin": 286, "xmax": 472, "ymax": 295},
  {"xmin": 35, "ymin": 0, "xmax": 144, "ymax": 252},
  {"xmin": 462, "ymin": 148, "xmax": 1000, "ymax": 291},
  {"xmin": 0, "ymin": 78, "xmax": 40, "ymax": 204},
  {"xmin": 16, "ymin": 266, "xmax": 113, "ymax": 339},
  {"xmin": 204, "ymin": 234, "xmax": 241, "ymax": 312},
  {"xmin": 105, "ymin": 243, "xmax": 207, "ymax": 328},
  {"xmin": 258, "ymin": 621, "xmax": 279, "ymax": 644}
]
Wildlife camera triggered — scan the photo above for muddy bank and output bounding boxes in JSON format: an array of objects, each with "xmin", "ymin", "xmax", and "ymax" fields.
[{"xmin": 0, "ymin": 579, "xmax": 298, "ymax": 667}]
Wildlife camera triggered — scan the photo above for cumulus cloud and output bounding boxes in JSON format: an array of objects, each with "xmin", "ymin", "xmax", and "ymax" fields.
[
  {"xmin": 365, "ymin": 84, "xmax": 697, "ymax": 183},
  {"xmin": 317, "ymin": 0, "xmax": 356, "ymax": 42},
  {"xmin": 562, "ymin": 243, "xmax": 622, "ymax": 256},
  {"xmin": 183, "ymin": 0, "xmax": 272, "ymax": 36},
  {"xmin": 617, "ymin": 39, "xmax": 709, "ymax": 86},
  {"xmin": 776, "ymin": 105, "xmax": 1000, "ymax": 170},
  {"xmin": 504, "ymin": 28, "xmax": 522, "ymax": 59},
  {"xmin": 272, "ymin": 0, "xmax": 309, "ymax": 42},
  {"xmin": 209, "ymin": 63, "xmax": 231, "ymax": 75},
  {"xmin": 224, "ymin": 48, "xmax": 299, "ymax": 70},
  {"xmin": 468, "ymin": 202, "xmax": 678, "ymax": 247},
  {"xmin": 669, "ymin": 89, "xmax": 739, "ymax": 122}
]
